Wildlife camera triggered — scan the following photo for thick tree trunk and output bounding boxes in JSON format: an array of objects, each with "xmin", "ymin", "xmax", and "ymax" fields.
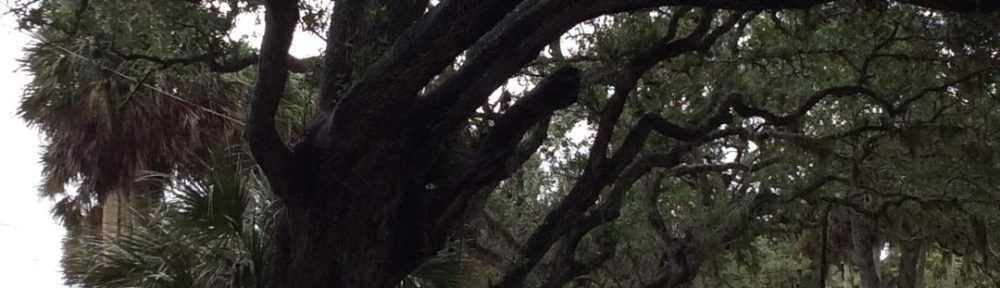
[
  {"xmin": 100, "ymin": 188, "xmax": 125, "ymax": 239},
  {"xmin": 99, "ymin": 172, "xmax": 164, "ymax": 240},
  {"xmin": 273, "ymin": 164, "xmax": 440, "ymax": 288},
  {"xmin": 898, "ymin": 241, "xmax": 925, "ymax": 288}
]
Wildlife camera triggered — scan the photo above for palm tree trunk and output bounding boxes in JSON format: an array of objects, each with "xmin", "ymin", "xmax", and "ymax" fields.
[{"xmin": 100, "ymin": 188, "xmax": 126, "ymax": 239}]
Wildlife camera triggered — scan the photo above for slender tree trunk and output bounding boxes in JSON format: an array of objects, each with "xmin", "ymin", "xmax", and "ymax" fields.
[
  {"xmin": 898, "ymin": 241, "xmax": 925, "ymax": 288},
  {"xmin": 850, "ymin": 212, "xmax": 880, "ymax": 288},
  {"xmin": 818, "ymin": 205, "xmax": 831, "ymax": 287},
  {"xmin": 915, "ymin": 247, "xmax": 925, "ymax": 288},
  {"xmin": 843, "ymin": 263, "xmax": 854, "ymax": 288},
  {"xmin": 944, "ymin": 254, "xmax": 963, "ymax": 288}
]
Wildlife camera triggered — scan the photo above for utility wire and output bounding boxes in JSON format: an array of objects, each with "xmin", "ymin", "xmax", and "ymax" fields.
[{"xmin": 24, "ymin": 31, "xmax": 247, "ymax": 126}]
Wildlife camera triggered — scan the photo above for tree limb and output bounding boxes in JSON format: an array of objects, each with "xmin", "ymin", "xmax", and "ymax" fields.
[
  {"xmin": 434, "ymin": 66, "xmax": 581, "ymax": 233},
  {"xmin": 732, "ymin": 86, "xmax": 885, "ymax": 126},
  {"xmin": 246, "ymin": 0, "xmax": 299, "ymax": 197},
  {"xmin": 320, "ymin": 0, "xmax": 532, "ymax": 169},
  {"xmin": 318, "ymin": 0, "xmax": 429, "ymax": 111}
]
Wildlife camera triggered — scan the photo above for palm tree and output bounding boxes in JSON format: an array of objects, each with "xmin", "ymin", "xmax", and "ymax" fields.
[
  {"xmin": 61, "ymin": 151, "xmax": 277, "ymax": 287},
  {"xmin": 19, "ymin": 30, "xmax": 246, "ymax": 237}
]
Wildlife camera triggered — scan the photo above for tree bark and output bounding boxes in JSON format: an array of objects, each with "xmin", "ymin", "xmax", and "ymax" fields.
[
  {"xmin": 849, "ymin": 212, "xmax": 880, "ymax": 288},
  {"xmin": 99, "ymin": 187, "xmax": 124, "ymax": 239},
  {"xmin": 898, "ymin": 241, "xmax": 925, "ymax": 288},
  {"xmin": 242, "ymin": 1, "xmax": 1000, "ymax": 287},
  {"xmin": 843, "ymin": 263, "xmax": 854, "ymax": 288},
  {"xmin": 944, "ymin": 254, "xmax": 963, "ymax": 288}
]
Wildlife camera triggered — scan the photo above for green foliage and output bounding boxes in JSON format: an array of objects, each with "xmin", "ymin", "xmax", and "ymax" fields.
[
  {"xmin": 61, "ymin": 150, "xmax": 467, "ymax": 288},
  {"xmin": 61, "ymin": 151, "xmax": 278, "ymax": 288},
  {"xmin": 15, "ymin": 1, "xmax": 1000, "ymax": 287}
]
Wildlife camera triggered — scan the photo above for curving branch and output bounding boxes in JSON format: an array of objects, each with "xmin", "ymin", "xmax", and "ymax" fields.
[
  {"xmin": 732, "ymin": 86, "xmax": 885, "ymax": 126},
  {"xmin": 492, "ymin": 11, "xmax": 755, "ymax": 286},
  {"xmin": 434, "ymin": 66, "xmax": 581, "ymax": 233},
  {"xmin": 591, "ymin": 9, "xmax": 733, "ymax": 163},
  {"xmin": 320, "ymin": 0, "xmax": 533, "ymax": 168},
  {"xmin": 893, "ymin": 68, "xmax": 996, "ymax": 115},
  {"xmin": 246, "ymin": 0, "xmax": 299, "ymax": 197},
  {"xmin": 318, "ymin": 0, "xmax": 429, "ymax": 111},
  {"xmin": 417, "ymin": 1, "xmax": 614, "ymax": 142},
  {"xmin": 495, "ymin": 76, "xmax": 892, "ymax": 286}
]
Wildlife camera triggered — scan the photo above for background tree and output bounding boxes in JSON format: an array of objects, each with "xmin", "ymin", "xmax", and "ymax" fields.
[{"xmin": 15, "ymin": 0, "xmax": 253, "ymax": 237}]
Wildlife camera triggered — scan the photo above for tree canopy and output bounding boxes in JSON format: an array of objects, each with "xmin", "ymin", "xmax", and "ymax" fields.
[{"xmin": 13, "ymin": 0, "xmax": 1000, "ymax": 287}]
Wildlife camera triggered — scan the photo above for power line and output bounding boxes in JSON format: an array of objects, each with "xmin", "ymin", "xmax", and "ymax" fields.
[{"xmin": 23, "ymin": 31, "xmax": 247, "ymax": 126}]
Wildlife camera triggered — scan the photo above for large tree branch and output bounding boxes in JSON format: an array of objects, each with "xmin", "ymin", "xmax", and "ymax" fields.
[
  {"xmin": 494, "ymin": 104, "xmax": 735, "ymax": 287},
  {"xmin": 635, "ymin": 161, "xmax": 837, "ymax": 287},
  {"xmin": 539, "ymin": 222, "xmax": 617, "ymax": 288},
  {"xmin": 246, "ymin": 0, "xmax": 299, "ymax": 197},
  {"xmin": 433, "ymin": 66, "xmax": 581, "ymax": 233},
  {"xmin": 320, "ymin": 0, "xmax": 532, "ymax": 168},
  {"xmin": 492, "ymin": 14, "xmax": 755, "ymax": 281},
  {"xmin": 318, "ymin": 0, "xmax": 429, "ymax": 111},
  {"xmin": 732, "ymin": 86, "xmax": 885, "ymax": 126},
  {"xmin": 496, "ymin": 78, "xmax": 877, "ymax": 286},
  {"xmin": 417, "ymin": 1, "xmax": 604, "ymax": 142},
  {"xmin": 590, "ymin": 9, "xmax": 728, "ymax": 164},
  {"xmin": 409, "ymin": 0, "xmax": 991, "ymax": 142},
  {"xmin": 418, "ymin": 8, "xmax": 740, "ymax": 165}
]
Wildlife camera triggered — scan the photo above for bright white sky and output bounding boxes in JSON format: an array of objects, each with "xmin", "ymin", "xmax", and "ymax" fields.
[{"xmin": 0, "ymin": 12, "xmax": 66, "ymax": 287}]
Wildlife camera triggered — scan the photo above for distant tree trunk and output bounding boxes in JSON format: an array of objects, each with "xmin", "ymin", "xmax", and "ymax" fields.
[
  {"xmin": 843, "ymin": 263, "xmax": 855, "ymax": 288},
  {"xmin": 818, "ymin": 205, "xmax": 831, "ymax": 287},
  {"xmin": 850, "ymin": 212, "xmax": 880, "ymax": 288},
  {"xmin": 898, "ymin": 241, "xmax": 925, "ymax": 288},
  {"xmin": 944, "ymin": 254, "xmax": 963, "ymax": 288}
]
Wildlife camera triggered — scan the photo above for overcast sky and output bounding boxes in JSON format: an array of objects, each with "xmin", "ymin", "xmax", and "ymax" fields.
[{"xmin": 0, "ymin": 12, "xmax": 66, "ymax": 287}]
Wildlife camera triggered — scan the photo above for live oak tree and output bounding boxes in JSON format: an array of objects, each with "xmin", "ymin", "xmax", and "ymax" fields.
[
  {"xmin": 15, "ymin": 0, "xmax": 1000, "ymax": 287},
  {"xmin": 242, "ymin": 1, "xmax": 997, "ymax": 287}
]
